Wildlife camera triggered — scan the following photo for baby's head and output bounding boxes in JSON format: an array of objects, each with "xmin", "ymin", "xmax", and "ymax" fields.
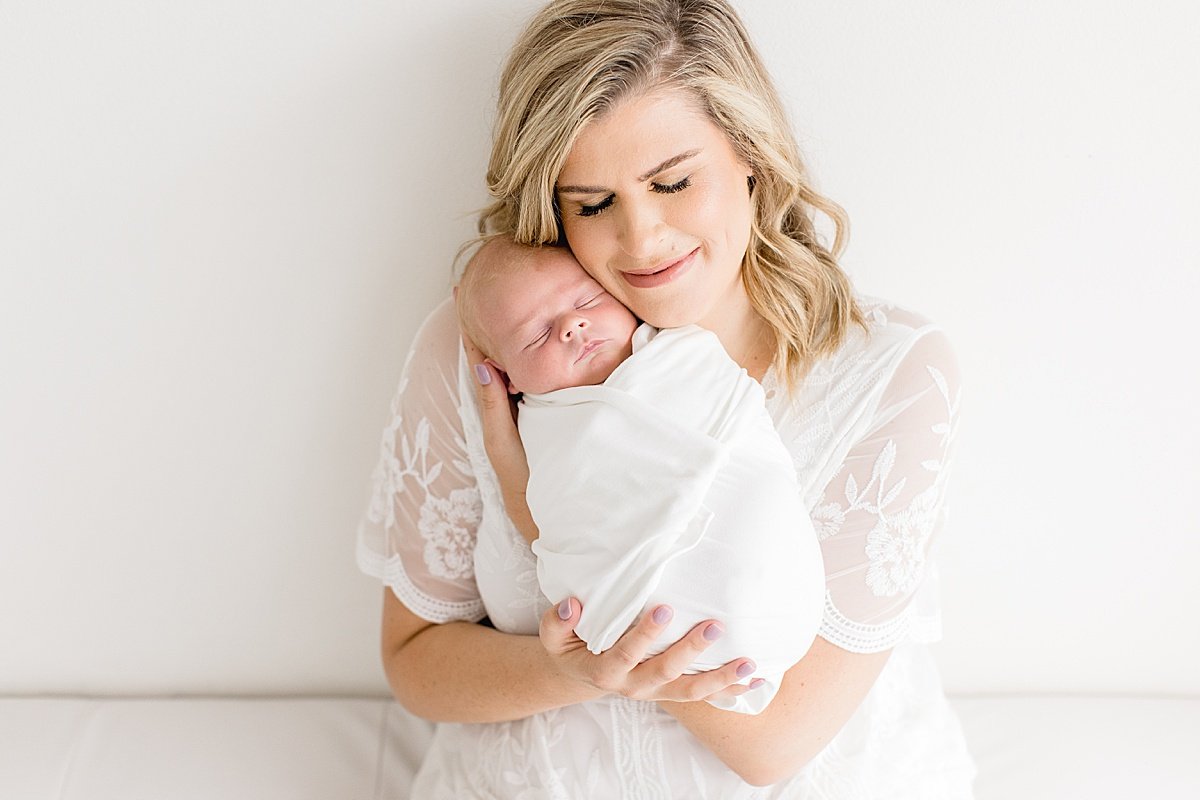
[{"xmin": 456, "ymin": 237, "xmax": 638, "ymax": 395}]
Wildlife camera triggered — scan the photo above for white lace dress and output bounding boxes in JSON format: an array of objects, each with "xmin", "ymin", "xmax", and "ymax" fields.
[{"xmin": 357, "ymin": 295, "xmax": 978, "ymax": 799}]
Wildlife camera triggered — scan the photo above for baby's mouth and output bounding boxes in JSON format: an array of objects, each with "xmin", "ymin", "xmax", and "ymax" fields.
[{"xmin": 575, "ymin": 339, "xmax": 606, "ymax": 363}]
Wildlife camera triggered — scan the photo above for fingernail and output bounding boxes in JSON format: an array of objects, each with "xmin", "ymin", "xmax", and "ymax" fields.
[
  {"xmin": 749, "ymin": 678, "xmax": 766, "ymax": 689},
  {"xmin": 736, "ymin": 660, "xmax": 756, "ymax": 679},
  {"xmin": 702, "ymin": 623, "xmax": 723, "ymax": 642},
  {"xmin": 474, "ymin": 364, "xmax": 491, "ymax": 385},
  {"xmin": 652, "ymin": 606, "xmax": 672, "ymax": 625},
  {"xmin": 557, "ymin": 599, "xmax": 572, "ymax": 620}
]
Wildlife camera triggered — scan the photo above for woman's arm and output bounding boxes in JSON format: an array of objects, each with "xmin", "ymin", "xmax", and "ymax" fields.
[
  {"xmin": 534, "ymin": 606, "xmax": 889, "ymax": 786},
  {"xmin": 372, "ymin": 309, "xmax": 754, "ymax": 724},
  {"xmin": 383, "ymin": 589, "xmax": 757, "ymax": 723},
  {"xmin": 380, "ymin": 588, "xmax": 598, "ymax": 723},
  {"xmin": 660, "ymin": 641, "xmax": 890, "ymax": 785}
]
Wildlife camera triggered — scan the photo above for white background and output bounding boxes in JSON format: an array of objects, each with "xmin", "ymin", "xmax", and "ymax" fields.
[{"xmin": 1, "ymin": 0, "xmax": 1196, "ymax": 696}]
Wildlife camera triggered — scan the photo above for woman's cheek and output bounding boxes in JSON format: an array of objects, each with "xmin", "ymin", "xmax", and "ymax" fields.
[{"xmin": 567, "ymin": 223, "xmax": 620, "ymax": 294}]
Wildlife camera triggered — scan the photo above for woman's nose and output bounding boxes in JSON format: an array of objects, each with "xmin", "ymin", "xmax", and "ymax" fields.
[{"xmin": 617, "ymin": 200, "xmax": 664, "ymax": 260}]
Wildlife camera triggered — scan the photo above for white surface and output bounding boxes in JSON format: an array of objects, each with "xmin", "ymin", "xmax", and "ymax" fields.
[
  {"xmin": 0, "ymin": 697, "xmax": 433, "ymax": 800},
  {"xmin": 955, "ymin": 695, "xmax": 1200, "ymax": 800},
  {"xmin": 1, "ymin": 695, "xmax": 1195, "ymax": 799},
  {"xmin": 1, "ymin": 0, "xmax": 1197, "ymax": 696}
]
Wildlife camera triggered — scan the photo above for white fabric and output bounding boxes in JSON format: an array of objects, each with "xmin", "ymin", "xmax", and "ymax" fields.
[
  {"xmin": 356, "ymin": 294, "xmax": 976, "ymax": 798},
  {"xmin": 522, "ymin": 324, "xmax": 824, "ymax": 714},
  {"xmin": 3, "ymin": 695, "xmax": 1196, "ymax": 799}
]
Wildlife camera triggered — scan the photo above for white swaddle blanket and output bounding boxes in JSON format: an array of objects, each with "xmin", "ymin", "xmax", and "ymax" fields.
[{"xmin": 521, "ymin": 324, "xmax": 825, "ymax": 714}]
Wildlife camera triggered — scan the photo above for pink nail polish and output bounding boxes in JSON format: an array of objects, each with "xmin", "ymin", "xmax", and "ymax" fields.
[
  {"xmin": 474, "ymin": 364, "xmax": 491, "ymax": 385},
  {"xmin": 736, "ymin": 661, "xmax": 756, "ymax": 679},
  {"xmin": 652, "ymin": 606, "xmax": 672, "ymax": 625},
  {"xmin": 749, "ymin": 678, "xmax": 766, "ymax": 689},
  {"xmin": 557, "ymin": 599, "xmax": 572, "ymax": 620},
  {"xmin": 703, "ymin": 623, "xmax": 723, "ymax": 642}
]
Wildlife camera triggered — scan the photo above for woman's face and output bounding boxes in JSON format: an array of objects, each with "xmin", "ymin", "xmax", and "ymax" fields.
[{"xmin": 555, "ymin": 89, "xmax": 755, "ymax": 332}]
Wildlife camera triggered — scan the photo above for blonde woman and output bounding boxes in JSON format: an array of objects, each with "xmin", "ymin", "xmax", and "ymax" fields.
[{"xmin": 357, "ymin": 0, "xmax": 977, "ymax": 796}]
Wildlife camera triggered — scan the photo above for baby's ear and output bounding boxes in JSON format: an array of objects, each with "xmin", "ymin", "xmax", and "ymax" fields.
[{"xmin": 484, "ymin": 358, "xmax": 520, "ymax": 395}]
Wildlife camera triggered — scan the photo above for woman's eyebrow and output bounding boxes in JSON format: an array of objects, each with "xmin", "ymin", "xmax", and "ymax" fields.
[
  {"xmin": 636, "ymin": 149, "xmax": 699, "ymax": 182},
  {"xmin": 556, "ymin": 149, "xmax": 700, "ymax": 195}
]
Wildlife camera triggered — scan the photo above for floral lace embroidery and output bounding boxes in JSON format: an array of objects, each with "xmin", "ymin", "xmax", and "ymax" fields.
[
  {"xmin": 815, "ymin": 363, "xmax": 960, "ymax": 600},
  {"xmin": 611, "ymin": 698, "xmax": 670, "ymax": 800},
  {"xmin": 364, "ymin": 350, "xmax": 483, "ymax": 586},
  {"xmin": 865, "ymin": 483, "xmax": 939, "ymax": 596},
  {"xmin": 365, "ymin": 375, "xmax": 409, "ymax": 532},
  {"xmin": 419, "ymin": 486, "xmax": 482, "ymax": 580},
  {"xmin": 467, "ymin": 709, "xmax": 576, "ymax": 798}
]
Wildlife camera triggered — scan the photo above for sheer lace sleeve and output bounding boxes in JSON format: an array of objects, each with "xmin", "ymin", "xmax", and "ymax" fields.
[
  {"xmin": 356, "ymin": 297, "xmax": 487, "ymax": 623},
  {"xmin": 812, "ymin": 327, "xmax": 962, "ymax": 653}
]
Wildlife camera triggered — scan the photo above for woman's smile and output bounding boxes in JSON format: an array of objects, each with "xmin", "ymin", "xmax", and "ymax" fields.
[
  {"xmin": 621, "ymin": 247, "xmax": 699, "ymax": 289},
  {"xmin": 556, "ymin": 88, "xmax": 756, "ymax": 333}
]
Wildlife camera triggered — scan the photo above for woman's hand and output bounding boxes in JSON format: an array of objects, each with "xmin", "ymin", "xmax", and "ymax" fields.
[
  {"xmin": 461, "ymin": 331, "xmax": 540, "ymax": 543},
  {"xmin": 541, "ymin": 598, "xmax": 762, "ymax": 705}
]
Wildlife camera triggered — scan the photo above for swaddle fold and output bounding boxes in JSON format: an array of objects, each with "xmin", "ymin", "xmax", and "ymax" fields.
[{"xmin": 522, "ymin": 325, "xmax": 824, "ymax": 714}]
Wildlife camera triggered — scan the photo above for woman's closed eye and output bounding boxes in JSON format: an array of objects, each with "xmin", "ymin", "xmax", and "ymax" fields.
[
  {"xmin": 574, "ymin": 176, "xmax": 691, "ymax": 217},
  {"xmin": 652, "ymin": 175, "xmax": 691, "ymax": 194},
  {"xmin": 577, "ymin": 195, "xmax": 613, "ymax": 217}
]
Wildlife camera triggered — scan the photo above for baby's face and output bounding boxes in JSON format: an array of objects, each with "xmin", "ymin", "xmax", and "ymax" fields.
[{"xmin": 478, "ymin": 249, "xmax": 638, "ymax": 394}]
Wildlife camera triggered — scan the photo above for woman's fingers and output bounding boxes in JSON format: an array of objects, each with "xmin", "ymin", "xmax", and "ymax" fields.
[
  {"xmin": 461, "ymin": 329, "xmax": 539, "ymax": 541},
  {"xmin": 611, "ymin": 613, "xmax": 754, "ymax": 702},
  {"xmin": 605, "ymin": 605, "xmax": 676, "ymax": 672},
  {"xmin": 627, "ymin": 616, "xmax": 725, "ymax": 687},
  {"xmin": 540, "ymin": 600, "xmax": 761, "ymax": 704},
  {"xmin": 653, "ymin": 656, "xmax": 760, "ymax": 704},
  {"xmin": 539, "ymin": 597, "xmax": 582, "ymax": 657},
  {"xmin": 462, "ymin": 334, "xmax": 520, "ymax": 428},
  {"xmin": 704, "ymin": 677, "xmax": 766, "ymax": 706},
  {"xmin": 462, "ymin": 330, "xmax": 523, "ymax": 471}
]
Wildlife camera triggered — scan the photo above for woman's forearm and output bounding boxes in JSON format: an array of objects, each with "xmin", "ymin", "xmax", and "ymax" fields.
[
  {"xmin": 659, "ymin": 639, "xmax": 892, "ymax": 787},
  {"xmin": 382, "ymin": 592, "xmax": 601, "ymax": 723}
]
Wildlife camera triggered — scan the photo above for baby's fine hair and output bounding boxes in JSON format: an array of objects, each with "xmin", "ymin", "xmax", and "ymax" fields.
[{"xmin": 454, "ymin": 236, "xmax": 543, "ymax": 360}]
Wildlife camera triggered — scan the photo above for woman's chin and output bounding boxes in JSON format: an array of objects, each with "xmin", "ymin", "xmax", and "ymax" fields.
[{"xmin": 629, "ymin": 301, "xmax": 702, "ymax": 331}]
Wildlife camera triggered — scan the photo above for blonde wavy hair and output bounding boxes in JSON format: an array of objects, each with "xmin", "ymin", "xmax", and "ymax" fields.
[{"xmin": 479, "ymin": 0, "xmax": 867, "ymax": 381}]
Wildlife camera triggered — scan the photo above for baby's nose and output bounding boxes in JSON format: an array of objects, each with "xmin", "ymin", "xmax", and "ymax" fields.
[{"xmin": 562, "ymin": 318, "xmax": 588, "ymax": 339}]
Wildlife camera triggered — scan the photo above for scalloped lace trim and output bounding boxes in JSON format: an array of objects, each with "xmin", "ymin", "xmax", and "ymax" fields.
[
  {"xmin": 356, "ymin": 534, "xmax": 486, "ymax": 624},
  {"xmin": 818, "ymin": 590, "xmax": 940, "ymax": 654}
]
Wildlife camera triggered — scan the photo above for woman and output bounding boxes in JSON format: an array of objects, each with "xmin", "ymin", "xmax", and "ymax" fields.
[{"xmin": 357, "ymin": 0, "xmax": 977, "ymax": 796}]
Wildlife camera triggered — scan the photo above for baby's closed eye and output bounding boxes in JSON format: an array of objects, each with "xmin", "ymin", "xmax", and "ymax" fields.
[{"xmin": 525, "ymin": 329, "xmax": 551, "ymax": 349}]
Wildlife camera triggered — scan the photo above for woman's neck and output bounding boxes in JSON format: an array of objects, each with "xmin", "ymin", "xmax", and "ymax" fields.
[{"xmin": 700, "ymin": 295, "xmax": 776, "ymax": 382}]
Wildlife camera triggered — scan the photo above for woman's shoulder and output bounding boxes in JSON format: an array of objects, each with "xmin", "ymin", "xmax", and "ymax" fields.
[
  {"xmin": 403, "ymin": 295, "xmax": 464, "ymax": 382},
  {"xmin": 412, "ymin": 294, "xmax": 461, "ymax": 351},
  {"xmin": 843, "ymin": 294, "xmax": 955, "ymax": 368},
  {"xmin": 778, "ymin": 294, "xmax": 954, "ymax": 404},
  {"xmin": 856, "ymin": 294, "xmax": 941, "ymax": 339}
]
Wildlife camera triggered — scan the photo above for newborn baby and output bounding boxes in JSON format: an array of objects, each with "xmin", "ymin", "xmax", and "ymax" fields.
[{"xmin": 456, "ymin": 237, "xmax": 825, "ymax": 714}]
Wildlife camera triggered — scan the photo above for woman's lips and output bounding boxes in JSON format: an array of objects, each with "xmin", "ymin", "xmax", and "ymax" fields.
[{"xmin": 621, "ymin": 247, "xmax": 698, "ymax": 289}]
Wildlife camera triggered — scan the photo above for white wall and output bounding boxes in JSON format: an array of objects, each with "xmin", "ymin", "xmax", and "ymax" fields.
[{"xmin": 1, "ymin": 1, "xmax": 1196, "ymax": 696}]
